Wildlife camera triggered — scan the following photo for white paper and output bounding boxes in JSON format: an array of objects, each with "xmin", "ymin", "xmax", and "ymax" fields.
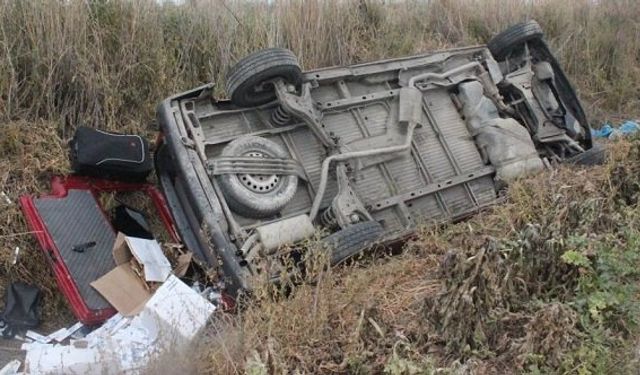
[
  {"xmin": 47, "ymin": 321, "xmax": 84, "ymax": 343},
  {"xmin": 21, "ymin": 341, "xmax": 51, "ymax": 352},
  {"xmin": 125, "ymin": 236, "xmax": 171, "ymax": 282},
  {"xmin": 46, "ymin": 328, "xmax": 68, "ymax": 342},
  {"xmin": 138, "ymin": 275, "xmax": 216, "ymax": 342},
  {"xmin": 85, "ymin": 313, "xmax": 128, "ymax": 343},
  {"xmin": 25, "ymin": 331, "xmax": 50, "ymax": 344},
  {"xmin": 0, "ymin": 360, "xmax": 20, "ymax": 375},
  {"xmin": 24, "ymin": 277, "xmax": 215, "ymax": 374},
  {"xmin": 25, "ymin": 319, "xmax": 153, "ymax": 374},
  {"xmin": 61, "ymin": 322, "xmax": 84, "ymax": 340}
]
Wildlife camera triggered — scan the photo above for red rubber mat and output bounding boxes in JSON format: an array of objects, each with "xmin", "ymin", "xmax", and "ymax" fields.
[{"xmin": 20, "ymin": 176, "xmax": 178, "ymax": 325}]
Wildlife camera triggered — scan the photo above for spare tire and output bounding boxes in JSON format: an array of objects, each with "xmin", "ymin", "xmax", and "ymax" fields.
[
  {"xmin": 218, "ymin": 136, "xmax": 298, "ymax": 218},
  {"xmin": 321, "ymin": 221, "xmax": 384, "ymax": 265},
  {"xmin": 225, "ymin": 48, "xmax": 303, "ymax": 108},
  {"xmin": 488, "ymin": 20, "xmax": 544, "ymax": 60}
]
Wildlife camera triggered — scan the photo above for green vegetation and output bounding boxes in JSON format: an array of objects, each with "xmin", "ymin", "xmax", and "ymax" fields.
[{"xmin": 1, "ymin": 0, "xmax": 640, "ymax": 373}]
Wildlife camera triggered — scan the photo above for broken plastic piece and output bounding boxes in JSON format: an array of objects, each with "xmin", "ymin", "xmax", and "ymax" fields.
[{"xmin": 11, "ymin": 247, "xmax": 19, "ymax": 265}]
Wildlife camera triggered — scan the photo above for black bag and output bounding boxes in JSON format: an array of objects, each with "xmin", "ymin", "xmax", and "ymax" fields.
[
  {"xmin": 1, "ymin": 283, "xmax": 41, "ymax": 331},
  {"xmin": 69, "ymin": 127, "xmax": 152, "ymax": 181},
  {"xmin": 111, "ymin": 204, "xmax": 154, "ymax": 239}
]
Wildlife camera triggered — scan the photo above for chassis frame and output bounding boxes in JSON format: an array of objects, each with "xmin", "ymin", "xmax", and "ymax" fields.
[{"xmin": 156, "ymin": 35, "xmax": 593, "ymax": 296}]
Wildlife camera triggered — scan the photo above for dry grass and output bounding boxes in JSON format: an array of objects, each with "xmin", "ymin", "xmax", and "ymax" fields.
[
  {"xmin": 1, "ymin": 0, "xmax": 640, "ymax": 129},
  {"xmin": 202, "ymin": 255, "xmax": 443, "ymax": 374},
  {"xmin": 2, "ymin": 0, "xmax": 640, "ymax": 372},
  {"xmin": 197, "ymin": 141, "xmax": 640, "ymax": 374},
  {"xmin": 0, "ymin": 121, "xmax": 74, "ymax": 328}
]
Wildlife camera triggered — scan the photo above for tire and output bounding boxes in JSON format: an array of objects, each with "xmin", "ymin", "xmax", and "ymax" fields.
[
  {"xmin": 488, "ymin": 20, "xmax": 544, "ymax": 60},
  {"xmin": 225, "ymin": 48, "xmax": 303, "ymax": 108},
  {"xmin": 566, "ymin": 143, "xmax": 606, "ymax": 166},
  {"xmin": 321, "ymin": 221, "xmax": 384, "ymax": 266},
  {"xmin": 218, "ymin": 136, "xmax": 298, "ymax": 218}
]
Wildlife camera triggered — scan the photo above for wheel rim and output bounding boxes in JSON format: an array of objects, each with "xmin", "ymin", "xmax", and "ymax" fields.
[{"xmin": 238, "ymin": 151, "xmax": 280, "ymax": 194}]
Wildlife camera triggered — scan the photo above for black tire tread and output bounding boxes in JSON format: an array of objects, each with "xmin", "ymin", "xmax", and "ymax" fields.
[
  {"xmin": 219, "ymin": 187, "xmax": 271, "ymax": 218},
  {"xmin": 566, "ymin": 143, "xmax": 606, "ymax": 166},
  {"xmin": 225, "ymin": 48, "xmax": 302, "ymax": 107},
  {"xmin": 226, "ymin": 48, "xmax": 297, "ymax": 78},
  {"xmin": 488, "ymin": 20, "xmax": 544, "ymax": 60},
  {"xmin": 322, "ymin": 221, "xmax": 384, "ymax": 265},
  {"xmin": 226, "ymin": 49, "xmax": 298, "ymax": 90}
]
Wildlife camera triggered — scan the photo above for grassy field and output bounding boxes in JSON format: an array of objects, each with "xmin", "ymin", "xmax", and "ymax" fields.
[
  {"xmin": 1, "ymin": 0, "xmax": 639, "ymax": 128},
  {"xmin": 1, "ymin": 0, "xmax": 640, "ymax": 373}
]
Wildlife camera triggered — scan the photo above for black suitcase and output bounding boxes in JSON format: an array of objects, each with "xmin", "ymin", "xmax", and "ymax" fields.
[{"xmin": 69, "ymin": 127, "xmax": 152, "ymax": 181}]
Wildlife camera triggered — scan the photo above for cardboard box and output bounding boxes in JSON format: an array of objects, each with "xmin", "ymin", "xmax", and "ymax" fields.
[
  {"xmin": 91, "ymin": 233, "xmax": 172, "ymax": 316},
  {"xmin": 112, "ymin": 234, "xmax": 172, "ymax": 283}
]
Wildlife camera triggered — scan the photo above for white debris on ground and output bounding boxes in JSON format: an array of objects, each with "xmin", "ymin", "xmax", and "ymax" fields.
[
  {"xmin": 0, "ymin": 360, "xmax": 21, "ymax": 375},
  {"xmin": 0, "ymin": 233, "xmax": 217, "ymax": 374},
  {"xmin": 1, "ymin": 192, "xmax": 12, "ymax": 205},
  {"xmin": 21, "ymin": 275, "xmax": 215, "ymax": 374},
  {"xmin": 25, "ymin": 322, "xmax": 84, "ymax": 345}
]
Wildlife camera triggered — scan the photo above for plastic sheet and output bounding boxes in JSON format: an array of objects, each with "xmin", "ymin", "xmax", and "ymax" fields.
[{"xmin": 591, "ymin": 120, "xmax": 640, "ymax": 139}]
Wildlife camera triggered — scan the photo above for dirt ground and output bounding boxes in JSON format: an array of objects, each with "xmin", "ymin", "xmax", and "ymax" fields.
[{"xmin": 0, "ymin": 340, "xmax": 22, "ymax": 367}]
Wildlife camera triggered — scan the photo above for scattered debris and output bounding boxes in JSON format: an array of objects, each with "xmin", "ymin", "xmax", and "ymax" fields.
[
  {"xmin": 113, "ymin": 233, "xmax": 172, "ymax": 283},
  {"xmin": 173, "ymin": 251, "xmax": 193, "ymax": 278},
  {"xmin": 0, "ymin": 360, "xmax": 20, "ymax": 375},
  {"xmin": 24, "ymin": 276, "xmax": 215, "ymax": 374},
  {"xmin": 15, "ymin": 169, "xmax": 220, "ymax": 372},
  {"xmin": 591, "ymin": 120, "xmax": 640, "ymax": 139},
  {"xmin": 69, "ymin": 324, "xmax": 92, "ymax": 340},
  {"xmin": 11, "ymin": 247, "xmax": 19, "ymax": 265},
  {"xmin": 50, "ymin": 322, "xmax": 84, "ymax": 342},
  {"xmin": 91, "ymin": 233, "xmax": 173, "ymax": 316},
  {"xmin": 25, "ymin": 322, "xmax": 85, "ymax": 346},
  {"xmin": 25, "ymin": 330, "xmax": 50, "ymax": 344},
  {"xmin": 1, "ymin": 192, "xmax": 12, "ymax": 205},
  {"xmin": 19, "ymin": 176, "xmax": 181, "ymax": 325},
  {"xmin": 192, "ymin": 281, "xmax": 224, "ymax": 306}
]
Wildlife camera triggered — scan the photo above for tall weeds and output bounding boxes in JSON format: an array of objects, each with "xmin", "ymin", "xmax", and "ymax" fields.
[
  {"xmin": 0, "ymin": 0, "xmax": 639, "ymax": 134},
  {"xmin": 1, "ymin": 0, "xmax": 640, "ymax": 372}
]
